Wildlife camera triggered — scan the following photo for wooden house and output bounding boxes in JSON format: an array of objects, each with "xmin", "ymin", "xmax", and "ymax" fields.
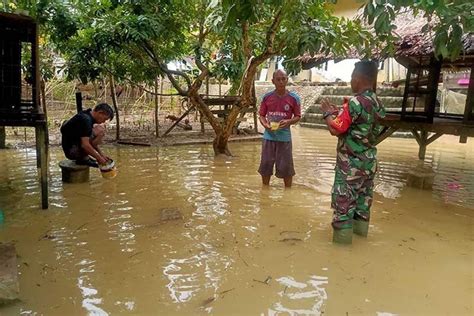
[{"xmin": 0, "ymin": 12, "xmax": 48, "ymax": 208}]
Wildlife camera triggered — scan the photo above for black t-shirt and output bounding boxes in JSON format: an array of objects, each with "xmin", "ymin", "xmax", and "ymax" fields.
[{"xmin": 60, "ymin": 109, "xmax": 96, "ymax": 150}]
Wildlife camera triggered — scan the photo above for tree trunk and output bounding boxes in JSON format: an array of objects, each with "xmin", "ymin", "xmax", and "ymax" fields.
[
  {"xmin": 213, "ymin": 63, "xmax": 259, "ymax": 155},
  {"xmin": 213, "ymin": 132, "xmax": 232, "ymax": 156},
  {"xmin": 0, "ymin": 127, "xmax": 5, "ymax": 149},
  {"xmin": 162, "ymin": 59, "xmax": 262, "ymax": 156},
  {"xmin": 185, "ymin": 61, "xmax": 261, "ymax": 156},
  {"xmin": 109, "ymin": 75, "xmax": 120, "ymax": 141}
]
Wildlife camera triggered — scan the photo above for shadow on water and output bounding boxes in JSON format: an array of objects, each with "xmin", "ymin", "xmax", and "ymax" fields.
[{"xmin": 0, "ymin": 127, "xmax": 473, "ymax": 315}]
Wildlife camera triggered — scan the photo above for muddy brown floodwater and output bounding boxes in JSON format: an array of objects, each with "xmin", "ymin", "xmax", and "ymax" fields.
[{"xmin": 0, "ymin": 127, "xmax": 473, "ymax": 315}]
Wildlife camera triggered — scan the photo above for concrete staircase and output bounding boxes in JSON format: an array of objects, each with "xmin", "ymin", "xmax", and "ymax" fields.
[{"xmin": 300, "ymin": 85, "xmax": 412, "ymax": 138}]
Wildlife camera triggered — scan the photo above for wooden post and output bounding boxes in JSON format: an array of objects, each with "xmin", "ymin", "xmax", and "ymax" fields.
[
  {"xmin": 154, "ymin": 77, "xmax": 160, "ymax": 137},
  {"xmin": 40, "ymin": 80, "xmax": 49, "ymax": 147},
  {"xmin": 40, "ymin": 81, "xmax": 50, "ymax": 159},
  {"xmin": 163, "ymin": 105, "xmax": 196, "ymax": 137},
  {"xmin": 59, "ymin": 160, "xmax": 90, "ymax": 183},
  {"xmin": 418, "ymin": 130, "xmax": 428, "ymax": 160},
  {"xmin": 109, "ymin": 75, "xmax": 120, "ymax": 140},
  {"xmin": 202, "ymin": 67, "xmax": 210, "ymax": 134},
  {"xmin": 412, "ymin": 129, "xmax": 443, "ymax": 160},
  {"xmin": 75, "ymin": 91, "xmax": 83, "ymax": 113},
  {"xmin": 460, "ymin": 65, "xmax": 474, "ymax": 143},
  {"xmin": 425, "ymin": 58, "xmax": 442, "ymax": 123},
  {"xmin": 401, "ymin": 69, "xmax": 412, "ymax": 120},
  {"xmin": 35, "ymin": 125, "xmax": 41, "ymax": 168},
  {"xmin": 36, "ymin": 124, "xmax": 48, "ymax": 209},
  {"xmin": 252, "ymin": 82, "xmax": 258, "ymax": 133}
]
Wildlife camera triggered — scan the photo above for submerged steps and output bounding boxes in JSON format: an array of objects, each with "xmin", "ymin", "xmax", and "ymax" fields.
[{"xmin": 300, "ymin": 85, "xmax": 415, "ymax": 139}]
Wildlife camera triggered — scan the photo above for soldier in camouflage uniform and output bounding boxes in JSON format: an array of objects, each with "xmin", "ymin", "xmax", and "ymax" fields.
[{"xmin": 321, "ymin": 60, "xmax": 386, "ymax": 244}]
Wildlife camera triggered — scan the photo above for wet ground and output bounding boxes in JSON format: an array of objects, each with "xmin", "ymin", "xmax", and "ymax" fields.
[{"xmin": 0, "ymin": 127, "xmax": 473, "ymax": 315}]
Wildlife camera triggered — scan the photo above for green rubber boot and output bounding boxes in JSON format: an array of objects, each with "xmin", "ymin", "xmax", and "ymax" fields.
[
  {"xmin": 332, "ymin": 228, "xmax": 353, "ymax": 244},
  {"xmin": 353, "ymin": 220, "xmax": 369, "ymax": 237}
]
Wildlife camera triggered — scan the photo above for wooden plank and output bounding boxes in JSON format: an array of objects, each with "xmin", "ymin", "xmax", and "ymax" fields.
[
  {"xmin": 162, "ymin": 104, "xmax": 195, "ymax": 137},
  {"xmin": 211, "ymin": 108, "xmax": 257, "ymax": 115},
  {"xmin": 426, "ymin": 132, "xmax": 443, "ymax": 145},
  {"xmin": 380, "ymin": 117, "xmax": 474, "ymax": 137},
  {"xmin": 0, "ymin": 243, "xmax": 19, "ymax": 303},
  {"xmin": 202, "ymin": 96, "xmax": 240, "ymax": 106}
]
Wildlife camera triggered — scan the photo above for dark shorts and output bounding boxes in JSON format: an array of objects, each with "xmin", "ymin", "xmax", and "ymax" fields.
[
  {"xmin": 258, "ymin": 139, "xmax": 295, "ymax": 178},
  {"xmin": 62, "ymin": 143, "xmax": 87, "ymax": 161}
]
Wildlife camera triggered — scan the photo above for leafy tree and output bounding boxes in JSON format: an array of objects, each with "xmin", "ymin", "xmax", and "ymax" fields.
[
  {"xmin": 5, "ymin": 0, "xmax": 470, "ymax": 155},
  {"xmin": 362, "ymin": 0, "xmax": 474, "ymax": 60},
  {"xmin": 27, "ymin": 0, "xmax": 371, "ymax": 155}
]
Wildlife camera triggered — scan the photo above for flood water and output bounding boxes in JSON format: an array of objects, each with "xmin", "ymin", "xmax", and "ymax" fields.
[{"xmin": 0, "ymin": 127, "xmax": 473, "ymax": 315}]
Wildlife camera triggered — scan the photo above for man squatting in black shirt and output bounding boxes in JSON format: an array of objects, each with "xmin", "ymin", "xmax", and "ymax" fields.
[{"xmin": 60, "ymin": 103, "xmax": 114, "ymax": 168}]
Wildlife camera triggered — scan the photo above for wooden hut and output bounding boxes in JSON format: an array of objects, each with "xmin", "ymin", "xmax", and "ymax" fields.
[
  {"xmin": 0, "ymin": 12, "xmax": 48, "ymax": 208},
  {"xmin": 300, "ymin": 11, "xmax": 474, "ymax": 159}
]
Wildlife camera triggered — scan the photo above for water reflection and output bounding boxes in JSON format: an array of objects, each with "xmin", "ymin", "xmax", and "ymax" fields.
[
  {"xmin": 268, "ymin": 275, "xmax": 328, "ymax": 315},
  {"xmin": 77, "ymin": 274, "xmax": 107, "ymax": 315}
]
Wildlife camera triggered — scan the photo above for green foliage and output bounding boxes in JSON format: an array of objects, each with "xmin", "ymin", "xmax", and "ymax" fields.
[
  {"xmin": 362, "ymin": 0, "xmax": 474, "ymax": 60},
  {"xmin": 8, "ymin": 0, "xmax": 375, "ymax": 91},
  {"xmin": 4, "ymin": 0, "xmax": 471, "ymax": 86}
]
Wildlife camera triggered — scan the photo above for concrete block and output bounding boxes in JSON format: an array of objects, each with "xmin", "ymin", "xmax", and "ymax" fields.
[{"xmin": 59, "ymin": 159, "xmax": 90, "ymax": 183}]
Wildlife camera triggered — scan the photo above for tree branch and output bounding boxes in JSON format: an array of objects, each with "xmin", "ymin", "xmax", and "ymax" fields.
[
  {"xmin": 251, "ymin": 8, "xmax": 282, "ymax": 67},
  {"xmin": 139, "ymin": 40, "xmax": 191, "ymax": 95},
  {"xmin": 122, "ymin": 79, "xmax": 181, "ymax": 96},
  {"xmin": 265, "ymin": 8, "xmax": 283, "ymax": 55},
  {"xmin": 195, "ymin": 20, "xmax": 210, "ymax": 74},
  {"xmin": 242, "ymin": 21, "xmax": 251, "ymax": 58}
]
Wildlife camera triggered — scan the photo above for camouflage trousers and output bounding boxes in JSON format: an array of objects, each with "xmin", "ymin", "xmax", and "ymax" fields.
[{"xmin": 331, "ymin": 165, "xmax": 375, "ymax": 230}]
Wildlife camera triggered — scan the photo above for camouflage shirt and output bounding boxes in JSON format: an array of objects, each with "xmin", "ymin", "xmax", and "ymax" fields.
[{"xmin": 336, "ymin": 90, "xmax": 385, "ymax": 176}]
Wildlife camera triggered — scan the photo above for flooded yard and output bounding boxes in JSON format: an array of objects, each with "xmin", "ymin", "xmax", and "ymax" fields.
[{"xmin": 0, "ymin": 127, "xmax": 472, "ymax": 315}]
